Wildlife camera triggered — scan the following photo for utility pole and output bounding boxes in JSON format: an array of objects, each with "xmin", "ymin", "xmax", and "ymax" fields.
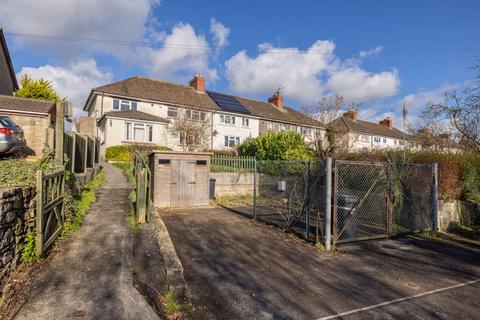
[{"xmin": 402, "ymin": 101, "xmax": 407, "ymax": 162}]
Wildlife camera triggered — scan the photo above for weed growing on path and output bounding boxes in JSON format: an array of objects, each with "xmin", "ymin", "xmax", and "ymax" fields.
[{"xmin": 126, "ymin": 210, "xmax": 138, "ymax": 235}]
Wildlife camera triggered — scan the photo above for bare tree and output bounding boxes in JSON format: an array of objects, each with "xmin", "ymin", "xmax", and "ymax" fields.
[
  {"xmin": 423, "ymin": 63, "xmax": 480, "ymax": 152},
  {"xmin": 170, "ymin": 113, "xmax": 210, "ymax": 151},
  {"xmin": 302, "ymin": 95, "xmax": 347, "ymax": 157}
]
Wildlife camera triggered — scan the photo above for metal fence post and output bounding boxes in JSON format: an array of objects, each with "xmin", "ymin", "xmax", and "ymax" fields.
[
  {"xmin": 324, "ymin": 158, "xmax": 332, "ymax": 251},
  {"xmin": 432, "ymin": 163, "xmax": 439, "ymax": 232},
  {"xmin": 253, "ymin": 159, "xmax": 257, "ymax": 219},
  {"xmin": 305, "ymin": 160, "xmax": 311, "ymax": 239}
]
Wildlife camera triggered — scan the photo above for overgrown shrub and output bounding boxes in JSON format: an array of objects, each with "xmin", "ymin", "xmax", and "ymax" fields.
[
  {"xmin": 238, "ymin": 131, "xmax": 315, "ymax": 161},
  {"xmin": 20, "ymin": 232, "xmax": 37, "ymax": 263},
  {"xmin": 105, "ymin": 145, "xmax": 171, "ymax": 162}
]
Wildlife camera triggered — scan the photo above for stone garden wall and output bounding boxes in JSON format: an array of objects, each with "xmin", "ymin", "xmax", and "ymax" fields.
[{"xmin": 0, "ymin": 187, "xmax": 36, "ymax": 295}]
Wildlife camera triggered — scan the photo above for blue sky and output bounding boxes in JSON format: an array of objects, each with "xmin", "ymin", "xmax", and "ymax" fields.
[{"xmin": 1, "ymin": 0, "xmax": 479, "ymax": 127}]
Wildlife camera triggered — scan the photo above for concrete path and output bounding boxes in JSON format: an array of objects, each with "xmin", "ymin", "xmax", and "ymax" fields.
[
  {"xmin": 163, "ymin": 208, "xmax": 480, "ymax": 320},
  {"xmin": 15, "ymin": 163, "xmax": 159, "ymax": 320}
]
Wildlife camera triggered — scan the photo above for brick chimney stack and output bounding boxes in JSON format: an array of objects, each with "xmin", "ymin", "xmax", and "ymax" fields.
[
  {"xmin": 189, "ymin": 74, "xmax": 205, "ymax": 92},
  {"xmin": 268, "ymin": 90, "xmax": 283, "ymax": 110},
  {"xmin": 343, "ymin": 110, "xmax": 358, "ymax": 122},
  {"xmin": 379, "ymin": 117, "xmax": 393, "ymax": 129}
]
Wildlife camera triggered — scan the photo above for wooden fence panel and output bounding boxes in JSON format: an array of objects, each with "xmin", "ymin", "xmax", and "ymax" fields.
[{"xmin": 36, "ymin": 169, "xmax": 65, "ymax": 256}]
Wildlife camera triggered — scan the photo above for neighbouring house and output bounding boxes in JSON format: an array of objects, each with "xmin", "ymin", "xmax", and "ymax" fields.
[
  {"xmin": 329, "ymin": 110, "xmax": 407, "ymax": 153},
  {"xmin": 0, "ymin": 28, "xmax": 18, "ymax": 96},
  {"xmin": 83, "ymin": 75, "xmax": 324, "ymax": 155},
  {"xmin": 0, "ymin": 95, "xmax": 55, "ymax": 156}
]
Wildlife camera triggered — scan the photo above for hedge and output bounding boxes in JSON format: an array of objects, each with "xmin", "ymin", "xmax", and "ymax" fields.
[{"xmin": 105, "ymin": 144, "xmax": 171, "ymax": 162}]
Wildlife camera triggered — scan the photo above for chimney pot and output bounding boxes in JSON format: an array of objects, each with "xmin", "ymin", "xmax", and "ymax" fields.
[
  {"xmin": 379, "ymin": 116, "xmax": 393, "ymax": 129},
  {"xmin": 343, "ymin": 110, "xmax": 358, "ymax": 122},
  {"xmin": 268, "ymin": 92, "xmax": 283, "ymax": 110},
  {"xmin": 189, "ymin": 74, "xmax": 205, "ymax": 92}
]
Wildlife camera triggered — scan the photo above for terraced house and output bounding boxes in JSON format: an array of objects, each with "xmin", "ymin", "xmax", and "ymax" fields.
[
  {"xmin": 329, "ymin": 110, "xmax": 407, "ymax": 153},
  {"xmin": 83, "ymin": 75, "xmax": 324, "ymax": 155}
]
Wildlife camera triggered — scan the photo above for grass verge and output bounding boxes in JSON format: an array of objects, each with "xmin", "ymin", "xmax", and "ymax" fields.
[{"xmin": 62, "ymin": 170, "xmax": 105, "ymax": 236}]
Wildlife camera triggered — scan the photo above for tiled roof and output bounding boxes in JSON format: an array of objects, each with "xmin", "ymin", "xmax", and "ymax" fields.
[
  {"xmin": 0, "ymin": 95, "xmax": 55, "ymax": 115},
  {"xmin": 99, "ymin": 110, "xmax": 169, "ymax": 123},
  {"xmin": 235, "ymin": 96, "xmax": 323, "ymax": 127},
  {"xmin": 330, "ymin": 116, "xmax": 406, "ymax": 139},
  {"xmin": 91, "ymin": 76, "xmax": 220, "ymax": 111},
  {"xmin": 88, "ymin": 76, "xmax": 323, "ymax": 128}
]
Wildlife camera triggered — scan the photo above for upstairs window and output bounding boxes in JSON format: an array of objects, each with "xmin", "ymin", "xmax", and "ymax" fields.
[
  {"xmin": 374, "ymin": 136, "xmax": 381, "ymax": 143},
  {"xmin": 267, "ymin": 122, "xmax": 273, "ymax": 130},
  {"xmin": 399, "ymin": 140, "xmax": 405, "ymax": 146},
  {"xmin": 186, "ymin": 109, "xmax": 206, "ymax": 121},
  {"xmin": 220, "ymin": 114, "xmax": 235, "ymax": 125},
  {"xmin": 301, "ymin": 127, "xmax": 311, "ymax": 136},
  {"xmin": 279, "ymin": 123, "xmax": 290, "ymax": 131},
  {"xmin": 383, "ymin": 138, "xmax": 387, "ymax": 144},
  {"xmin": 242, "ymin": 117, "xmax": 249, "ymax": 127},
  {"xmin": 113, "ymin": 99, "xmax": 137, "ymax": 111},
  {"xmin": 361, "ymin": 135, "xmax": 369, "ymax": 142},
  {"xmin": 167, "ymin": 107, "xmax": 178, "ymax": 118}
]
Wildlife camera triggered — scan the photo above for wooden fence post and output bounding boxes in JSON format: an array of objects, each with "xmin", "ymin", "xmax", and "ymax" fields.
[
  {"xmin": 71, "ymin": 133, "xmax": 76, "ymax": 173},
  {"xmin": 55, "ymin": 102, "xmax": 64, "ymax": 167},
  {"xmin": 137, "ymin": 169, "xmax": 147, "ymax": 224},
  {"xmin": 36, "ymin": 170, "xmax": 44, "ymax": 256},
  {"xmin": 83, "ymin": 136, "xmax": 88, "ymax": 173}
]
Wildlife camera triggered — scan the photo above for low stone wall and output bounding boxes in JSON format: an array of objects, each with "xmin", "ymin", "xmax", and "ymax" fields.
[
  {"xmin": 439, "ymin": 199, "xmax": 479, "ymax": 231},
  {"xmin": 0, "ymin": 187, "xmax": 36, "ymax": 294}
]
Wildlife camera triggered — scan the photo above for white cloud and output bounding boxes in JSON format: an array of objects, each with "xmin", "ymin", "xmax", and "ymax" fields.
[
  {"xmin": 328, "ymin": 67, "xmax": 399, "ymax": 103},
  {"xmin": 225, "ymin": 40, "xmax": 399, "ymax": 105},
  {"xmin": 0, "ymin": 0, "xmax": 159, "ymax": 60},
  {"xmin": 225, "ymin": 40, "xmax": 337, "ymax": 104},
  {"xmin": 210, "ymin": 18, "xmax": 230, "ymax": 53},
  {"xmin": 137, "ymin": 23, "xmax": 218, "ymax": 82},
  {"xmin": 16, "ymin": 59, "xmax": 112, "ymax": 116},
  {"xmin": 401, "ymin": 83, "xmax": 458, "ymax": 113},
  {"xmin": 358, "ymin": 45, "xmax": 384, "ymax": 58}
]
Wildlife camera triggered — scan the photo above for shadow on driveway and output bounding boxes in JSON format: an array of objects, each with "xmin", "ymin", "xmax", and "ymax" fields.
[{"xmin": 162, "ymin": 208, "xmax": 480, "ymax": 320}]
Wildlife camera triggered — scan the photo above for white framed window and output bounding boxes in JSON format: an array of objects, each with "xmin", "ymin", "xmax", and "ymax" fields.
[
  {"xmin": 267, "ymin": 122, "xmax": 273, "ymax": 130},
  {"xmin": 180, "ymin": 132, "xmax": 200, "ymax": 146},
  {"xmin": 394, "ymin": 140, "xmax": 398, "ymax": 145},
  {"xmin": 220, "ymin": 114, "xmax": 235, "ymax": 125},
  {"xmin": 399, "ymin": 140, "xmax": 405, "ymax": 146},
  {"xmin": 279, "ymin": 123, "xmax": 290, "ymax": 131},
  {"xmin": 167, "ymin": 107, "xmax": 178, "ymax": 118},
  {"xmin": 224, "ymin": 136, "xmax": 240, "ymax": 148},
  {"xmin": 383, "ymin": 138, "xmax": 387, "ymax": 144},
  {"xmin": 242, "ymin": 117, "xmax": 250, "ymax": 127},
  {"xmin": 124, "ymin": 122, "xmax": 153, "ymax": 142},
  {"xmin": 113, "ymin": 99, "xmax": 137, "ymax": 111},
  {"xmin": 301, "ymin": 127, "xmax": 311, "ymax": 136},
  {"xmin": 186, "ymin": 109, "xmax": 206, "ymax": 121},
  {"xmin": 374, "ymin": 136, "xmax": 381, "ymax": 143}
]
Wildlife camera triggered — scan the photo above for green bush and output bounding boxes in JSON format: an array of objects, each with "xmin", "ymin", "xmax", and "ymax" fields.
[
  {"xmin": 238, "ymin": 131, "xmax": 315, "ymax": 161},
  {"xmin": 21, "ymin": 232, "xmax": 37, "ymax": 263},
  {"xmin": 105, "ymin": 145, "xmax": 171, "ymax": 162}
]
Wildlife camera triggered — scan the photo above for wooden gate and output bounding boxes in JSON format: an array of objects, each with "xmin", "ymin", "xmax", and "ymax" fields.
[{"xmin": 36, "ymin": 169, "xmax": 65, "ymax": 256}]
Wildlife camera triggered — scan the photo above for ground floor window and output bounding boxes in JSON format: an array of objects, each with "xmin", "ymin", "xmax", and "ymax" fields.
[
  {"xmin": 124, "ymin": 122, "xmax": 153, "ymax": 142},
  {"xmin": 224, "ymin": 135, "xmax": 240, "ymax": 148}
]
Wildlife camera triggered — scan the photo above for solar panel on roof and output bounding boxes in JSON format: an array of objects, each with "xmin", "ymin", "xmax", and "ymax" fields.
[{"xmin": 206, "ymin": 91, "xmax": 251, "ymax": 115}]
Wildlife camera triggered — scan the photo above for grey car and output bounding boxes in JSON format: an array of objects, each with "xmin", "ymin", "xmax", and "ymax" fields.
[{"xmin": 0, "ymin": 116, "xmax": 26, "ymax": 155}]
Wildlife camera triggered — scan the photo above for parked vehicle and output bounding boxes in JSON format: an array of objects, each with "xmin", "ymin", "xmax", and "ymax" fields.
[{"xmin": 0, "ymin": 116, "xmax": 26, "ymax": 155}]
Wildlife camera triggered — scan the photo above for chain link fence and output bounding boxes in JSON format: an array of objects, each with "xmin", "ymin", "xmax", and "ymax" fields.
[
  {"xmin": 212, "ymin": 157, "xmax": 437, "ymax": 248},
  {"xmin": 334, "ymin": 160, "xmax": 435, "ymax": 244}
]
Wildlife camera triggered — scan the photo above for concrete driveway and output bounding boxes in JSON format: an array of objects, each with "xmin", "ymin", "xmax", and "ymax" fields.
[{"xmin": 162, "ymin": 208, "xmax": 480, "ymax": 320}]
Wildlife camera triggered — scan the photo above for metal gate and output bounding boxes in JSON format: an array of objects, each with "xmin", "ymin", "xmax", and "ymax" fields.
[{"xmin": 333, "ymin": 160, "xmax": 436, "ymax": 244}]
